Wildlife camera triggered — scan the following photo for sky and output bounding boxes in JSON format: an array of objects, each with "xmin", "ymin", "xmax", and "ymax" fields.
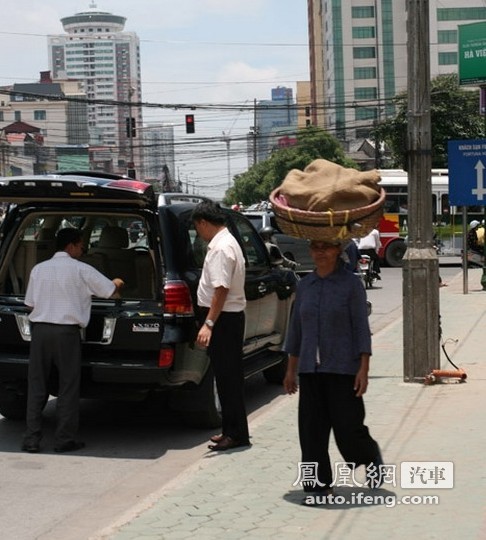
[{"xmin": 1, "ymin": 0, "xmax": 309, "ymax": 199}]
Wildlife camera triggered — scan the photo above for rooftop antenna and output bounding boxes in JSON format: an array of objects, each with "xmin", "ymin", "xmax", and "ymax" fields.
[{"xmin": 89, "ymin": 1, "xmax": 97, "ymax": 9}]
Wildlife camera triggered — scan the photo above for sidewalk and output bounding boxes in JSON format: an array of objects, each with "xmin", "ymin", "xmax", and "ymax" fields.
[{"xmin": 95, "ymin": 269, "xmax": 486, "ymax": 540}]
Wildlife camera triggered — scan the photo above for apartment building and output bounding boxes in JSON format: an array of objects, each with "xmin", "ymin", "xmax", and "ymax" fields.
[
  {"xmin": 48, "ymin": 4, "xmax": 143, "ymax": 175},
  {"xmin": 308, "ymin": 0, "xmax": 486, "ymax": 143},
  {"xmin": 0, "ymin": 73, "xmax": 88, "ymax": 174}
]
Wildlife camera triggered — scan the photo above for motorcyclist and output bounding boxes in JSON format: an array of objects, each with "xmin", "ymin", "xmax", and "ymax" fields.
[
  {"xmin": 467, "ymin": 220, "xmax": 483, "ymax": 255},
  {"xmin": 358, "ymin": 228, "xmax": 381, "ymax": 280},
  {"xmin": 259, "ymin": 226, "xmax": 299, "ymax": 270}
]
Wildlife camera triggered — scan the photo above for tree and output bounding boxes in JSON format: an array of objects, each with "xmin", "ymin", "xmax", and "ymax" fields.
[
  {"xmin": 374, "ymin": 74, "xmax": 484, "ymax": 169},
  {"xmin": 225, "ymin": 127, "xmax": 357, "ymax": 206}
]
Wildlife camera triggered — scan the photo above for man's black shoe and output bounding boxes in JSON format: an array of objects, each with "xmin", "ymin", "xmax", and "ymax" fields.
[
  {"xmin": 21, "ymin": 441, "xmax": 40, "ymax": 453},
  {"xmin": 208, "ymin": 435, "xmax": 250, "ymax": 452},
  {"xmin": 54, "ymin": 440, "xmax": 85, "ymax": 453}
]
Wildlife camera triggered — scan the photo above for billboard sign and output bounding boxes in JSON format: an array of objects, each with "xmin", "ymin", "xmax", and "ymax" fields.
[{"xmin": 458, "ymin": 22, "xmax": 486, "ymax": 86}]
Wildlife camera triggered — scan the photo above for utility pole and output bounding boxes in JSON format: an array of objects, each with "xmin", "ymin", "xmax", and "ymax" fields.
[
  {"xmin": 252, "ymin": 98, "xmax": 258, "ymax": 166},
  {"xmin": 222, "ymin": 132, "xmax": 231, "ymax": 189},
  {"xmin": 127, "ymin": 85, "xmax": 136, "ymax": 179},
  {"xmin": 402, "ymin": 0, "xmax": 440, "ymax": 382}
]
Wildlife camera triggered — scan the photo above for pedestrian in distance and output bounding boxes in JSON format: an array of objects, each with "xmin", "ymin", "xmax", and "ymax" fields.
[
  {"xmin": 192, "ymin": 201, "xmax": 251, "ymax": 452},
  {"xmin": 22, "ymin": 228, "xmax": 124, "ymax": 453},
  {"xmin": 283, "ymin": 239, "xmax": 383, "ymax": 500},
  {"xmin": 343, "ymin": 239, "xmax": 360, "ymax": 272}
]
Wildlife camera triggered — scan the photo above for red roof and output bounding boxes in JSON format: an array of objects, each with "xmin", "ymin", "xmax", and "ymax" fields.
[{"xmin": 4, "ymin": 121, "xmax": 41, "ymax": 134}]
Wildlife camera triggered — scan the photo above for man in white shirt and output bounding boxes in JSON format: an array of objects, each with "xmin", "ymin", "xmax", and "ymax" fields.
[
  {"xmin": 192, "ymin": 201, "xmax": 250, "ymax": 452},
  {"xmin": 22, "ymin": 228, "xmax": 124, "ymax": 453}
]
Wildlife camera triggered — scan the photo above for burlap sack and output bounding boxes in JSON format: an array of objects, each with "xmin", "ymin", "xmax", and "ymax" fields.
[{"xmin": 279, "ymin": 159, "xmax": 381, "ymax": 212}]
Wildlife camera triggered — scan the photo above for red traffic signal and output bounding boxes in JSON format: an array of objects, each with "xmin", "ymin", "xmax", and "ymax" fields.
[{"xmin": 185, "ymin": 114, "xmax": 195, "ymax": 134}]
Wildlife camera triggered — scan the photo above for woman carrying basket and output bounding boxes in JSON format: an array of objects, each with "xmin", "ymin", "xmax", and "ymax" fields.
[{"xmin": 283, "ymin": 238, "xmax": 383, "ymax": 501}]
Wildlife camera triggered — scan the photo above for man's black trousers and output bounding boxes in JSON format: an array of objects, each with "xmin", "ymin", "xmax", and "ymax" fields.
[
  {"xmin": 25, "ymin": 323, "xmax": 82, "ymax": 446},
  {"xmin": 207, "ymin": 311, "xmax": 249, "ymax": 443}
]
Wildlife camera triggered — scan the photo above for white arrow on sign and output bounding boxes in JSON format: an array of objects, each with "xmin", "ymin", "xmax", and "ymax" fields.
[{"xmin": 472, "ymin": 160, "xmax": 486, "ymax": 200}]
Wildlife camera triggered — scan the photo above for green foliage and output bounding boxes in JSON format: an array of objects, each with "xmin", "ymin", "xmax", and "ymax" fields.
[
  {"xmin": 224, "ymin": 127, "xmax": 357, "ymax": 206},
  {"xmin": 374, "ymin": 74, "xmax": 484, "ymax": 169}
]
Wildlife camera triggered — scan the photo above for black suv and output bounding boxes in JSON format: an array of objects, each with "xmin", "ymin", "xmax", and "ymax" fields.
[{"xmin": 0, "ymin": 173, "xmax": 297, "ymax": 427}]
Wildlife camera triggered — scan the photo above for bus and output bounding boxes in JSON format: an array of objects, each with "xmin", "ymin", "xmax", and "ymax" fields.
[
  {"xmin": 379, "ymin": 168, "xmax": 450, "ymax": 225},
  {"xmin": 377, "ymin": 168, "xmax": 474, "ymax": 265}
]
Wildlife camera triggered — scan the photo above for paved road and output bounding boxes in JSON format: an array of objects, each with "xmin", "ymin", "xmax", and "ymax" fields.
[{"xmin": 0, "ymin": 264, "xmax": 464, "ymax": 540}]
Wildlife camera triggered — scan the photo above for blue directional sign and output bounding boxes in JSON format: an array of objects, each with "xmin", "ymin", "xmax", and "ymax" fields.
[{"xmin": 448, "ymin": 139, "xmax": 486, "ymax": 206}]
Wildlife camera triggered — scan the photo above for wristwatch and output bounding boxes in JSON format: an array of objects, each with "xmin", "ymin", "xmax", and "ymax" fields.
[{"xmin": 204, "ymin": 319, "xmax": 215, "ymax": 329}]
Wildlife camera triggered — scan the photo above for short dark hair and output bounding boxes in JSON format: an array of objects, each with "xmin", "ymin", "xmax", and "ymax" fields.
[
  {"xmin": 191, "ymin": 200, "xmax": 227, "ymax": 226},
  {"xmin": 56, "ymin": 228, "xmax": 83, "ymax": 251}
]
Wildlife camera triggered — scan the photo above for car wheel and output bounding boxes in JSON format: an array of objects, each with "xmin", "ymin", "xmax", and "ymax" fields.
[
  {"xmin": 384, "ymin": 240, "xmax": 406, "ymax": 267},
  {"xmin": 263, "ymin": 353, "xmax": 288, "ymax": 384},
  {"xmin": 172, "ymin": 367, "xmax": 222, "ymax": 429},
  {"xmin": 0, "ymin": 386, "xmax": 28, "ymax": 420}
]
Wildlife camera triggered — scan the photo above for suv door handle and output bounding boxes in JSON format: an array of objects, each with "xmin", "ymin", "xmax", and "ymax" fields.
[{"xmin": 258, "ymin": 283, "xmax": 267, "ymax": 294}]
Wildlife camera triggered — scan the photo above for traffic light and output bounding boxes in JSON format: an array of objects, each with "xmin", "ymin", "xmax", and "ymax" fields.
[
  {"xmin": 185, "ymin": 114, "xmax": 195, "ymax": 134},
  {"xmin": 126, "ymin": 117, "xmax": 136, "ymax": 138}
]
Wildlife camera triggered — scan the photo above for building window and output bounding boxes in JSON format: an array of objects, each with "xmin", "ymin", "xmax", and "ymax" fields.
[
  {"xmin": 438, "ymin": 30, "xmax": 457, "ymax": 44},
  {"xmin": 353, "ymin": 47, "xmax": 376, "ymax": 59},
  {"xmin": 438, "ymin": 52, "xmax": 458, "ymax": 65},
  {"xmin": 14, "ymin": 111, "xmax": 21, "ymax": 121},
  {"xmin": 437, "ymin": 7, "xmax": 486, "ymax": 20},
  {"xmin": 34, "ymin": 110, "xmax": 47, "ymax": 121},
  {"xmin": 352, "ymin": 6, "xmax": 375, "ymax": 18},
  {"xmin": 306, "ymin": 119, "xmax": 311, "ymax": 127},
  {"xmin": 355, "ymin": 87, "xmax": 378, "ymax": 100},
  {"xmin": 353, "ymin": 26, "xmax": 376, "ymax": 39},
  {"xmin": 355, "ymin": 107, "xmax": 378, "ymax": 121},
  {"xmin": 0, "ymin": 112, "xmax": 3, "ymax": 121},
  {"xmin": 356, "ymin": 127, "xmax": 372, "ymax": 139},
  {"xmin": 305, "ymin": 106, "xmax": 311, "ymax": 116},
  {"xmin": 354, "ymin": 67, "xmax": 377, "ymax": 79}
]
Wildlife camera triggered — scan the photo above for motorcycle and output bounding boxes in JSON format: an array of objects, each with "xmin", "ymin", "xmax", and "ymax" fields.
[
  {"xmin": 358, "ymin": 253, "xmax": 380, "ymax": 289},
  {"xmin": 466, "ymin": 250, "xmax": 484, "ymax": 268}
]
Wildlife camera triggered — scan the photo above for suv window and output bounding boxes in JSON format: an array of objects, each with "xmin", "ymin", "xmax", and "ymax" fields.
[
  {"xmin": 231, "ymin": 212, "xmax": 268, "ymax": 267},
  {"xmin": 0, "ymin": 211, "xmax": 155, "ymax": 299}
]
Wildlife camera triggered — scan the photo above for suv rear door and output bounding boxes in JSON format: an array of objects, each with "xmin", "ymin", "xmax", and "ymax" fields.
[{"xmin": 0, "ymin": 176, "xmax": 164, "ymax": 376}]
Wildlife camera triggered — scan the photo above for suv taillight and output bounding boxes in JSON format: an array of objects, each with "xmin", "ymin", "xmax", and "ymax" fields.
[{"xmin": 164, "ymin": 280, "xmax": 194, "ymax": 315}]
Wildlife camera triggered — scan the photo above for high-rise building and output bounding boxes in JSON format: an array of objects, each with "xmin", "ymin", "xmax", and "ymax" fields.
[
  {"xmin": 308, "ymin": 0, "xmax": 486, "ymax": 143},
  {"xmin": 48, "ymin": 3, "xmax": 143, "ymax": 176},
  {"xmin": 252, "ymin": 86, "xmax": 298, "ymax": 164},
  {"xmin": 143, "ymin": 125, "xmax": 176, "ymax": 190}
]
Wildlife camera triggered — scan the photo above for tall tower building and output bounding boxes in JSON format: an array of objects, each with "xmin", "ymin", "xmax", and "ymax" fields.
[
  {"xmin": 48, "ymin": 2, "xmax": 143, "ymax": 175},
  {"xmin": 254, "ymin": 87, "xmax": 298, "ymax": 163},
  {"xmin": 308, "ymin": 0, "xmax": 486, "ymax": 144}
]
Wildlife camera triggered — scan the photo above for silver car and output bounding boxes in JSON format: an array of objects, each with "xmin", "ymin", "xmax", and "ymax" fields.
[{"xmin": 242, "ymin": 210, "xmax": 315, "ymax": 273}]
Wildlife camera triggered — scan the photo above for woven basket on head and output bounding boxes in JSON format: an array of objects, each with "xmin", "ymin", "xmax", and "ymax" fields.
[{"xmin": 269, "ymin": 187, "xmax": 385, "ymax": 241}]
